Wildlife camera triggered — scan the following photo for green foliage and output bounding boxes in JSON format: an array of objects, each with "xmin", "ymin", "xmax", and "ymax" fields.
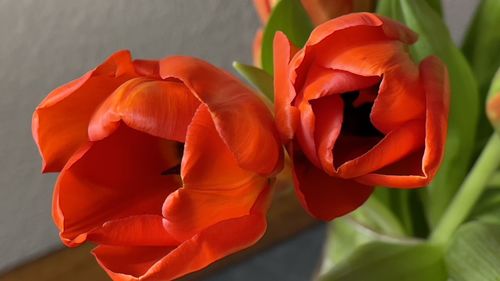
[
  {"xmin": 385, "ymin": 0, "xmax": 480, "ymax": 227},
  {"xmin": 233, "ymin": 61, "xmax": 274, "ymax": 101},
  {"xmin": 463, "ymin": 0, "xmax": 500, "ymax": 143},
  {"xmin": 446, "ymin": 221, "xmax": 500, "ymax": 281},
  {"xmin": 319, "ymin": 241, "xmax": 447, "ymax": 281},
  {"xmin": 423, "ymin": 0, "xmax": 443, "ymax": 17},
  {"xmin": 260, "ymin": 0, "xmax": 313, "ymax": 74},
  {"xmin": 463, "ymin": 0, "xmax": 500, "ymax": 95}
]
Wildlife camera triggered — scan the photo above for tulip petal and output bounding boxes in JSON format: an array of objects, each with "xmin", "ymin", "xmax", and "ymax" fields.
[
  {"xmin": 295, "ymin": 67, "xmax": 380, "ymax": 170},
  {"xmin": 312, "ymin": 95, "xmax": 343, "ymax": 175},
  {"xmin": 318, "ymin": 39, "xmax": 413, "ymax": 78},
  {"xmin": 160, "ymin": 56, "xmax": 282, "ymax": 175},
  {"xmin": 253, "ymin": 29, "xmax": 264, "ymax": 67},
  {"xmin": 301, "ymin": 66, "xmax": 380, "ymax": 102},
  {"xmin": 163, "ymin": 105, "xmax": 266, "ymax": 240},
  {"xmin": 335, "ymin": 119, "xmax": 426, "ymax": 178},
  {"xmin": 315, "ymin": 40, "xmax": 425, "ymax": 133},
  {"xmin": 274, "ymin": 31, "xmax": 301, "ymax": 141},
  {"xmin": 94, "ymin": 246, "xmax": 176, "ymax": 281},
  {"xmin": 93, "ymin": 187, "xmax": 271, "ymax": 281},
  {"xmin": 292, "ymin": 149, "xmax": 373, "ymax": 220},
  {"xmin": 356, "ymin": 149, "xmax": 428, "ymax": 187},
  {"xmin": 32, "ymin": 50, "xmax": 136, "ymax": 172},
  {"xmin": 291, "ymin": 13, "xmax": 417, "ymax": 94},
  {"xmin": 420, "ymin": 56, "xmax": 449, "ymax": 182},
  {"xmin": 306, "ymin": 13, "xmax": 417, "ymax": 47},
  {"xmin": 355, "ymin": 56, "xmax": 449, "ymax": 187},
  {"xmin": 87, "ymin": 215, "xmax": 179, "ymax": 246},
  {"xmin": 54, "ymin": 124, "xmax": 181, "ymax": 246},
  {"xmin": 133, "ymin": 59, "xmax": 161, "ymax": 79},
  {"xmin": 371, "ymin": 67, "xmax": 425, "ymax": 133},
  {"xmin": 89, "ymin": 78, "xmax": 200, "ymax": 143}
]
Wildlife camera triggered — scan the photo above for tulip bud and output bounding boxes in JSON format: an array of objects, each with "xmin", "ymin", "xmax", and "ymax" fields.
[
  {"xmin": 375, "ymin": 0, "xmax": 480, "ymax": 226},
  {"xmin": 487, "ymin": 69, "xmax": 500, "ymax": 135}
]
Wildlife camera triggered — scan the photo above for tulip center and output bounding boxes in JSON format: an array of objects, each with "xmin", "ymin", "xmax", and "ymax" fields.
[
  {"xmin": 333, "ymin": 86, "xmax": 384, "ymax": 168},
  {"xmin": 160, "ymin": 142, "xmax": 184, "ymax": 176},
  {"xmin": 340, "ymin": 90, "xmax": 382, "ymax": 138}
]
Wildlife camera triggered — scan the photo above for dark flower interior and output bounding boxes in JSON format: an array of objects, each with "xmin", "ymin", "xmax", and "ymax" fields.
[
  {"xmin": 161, "ymin": 143, "xmax": 184, "ymax": 176},
  {"xmin": 340, "ymin": 89, "xmax": 383, "ymax": 138},
  {"xmin": 333, "ymin": 83, "xmax": 385, "ymax": 168}
]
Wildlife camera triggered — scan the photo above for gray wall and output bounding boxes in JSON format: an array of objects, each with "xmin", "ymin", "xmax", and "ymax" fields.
[{"xmin": 0, "ymin": 0, "xmax": 478, "ymax": 274}]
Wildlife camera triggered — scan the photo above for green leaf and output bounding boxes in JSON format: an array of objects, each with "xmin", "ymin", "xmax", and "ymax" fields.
[
  {"xmin": 423, "ymin": 0, "xmax": 443, "ymax": 17},
  {"xmin": 463, "ymin": 0, "xmax": 500, "ymax": 104},
  {"xmin": 469, "ymin": 189, "xmax": 500, "ymax": 225},
  {"xmin": 446, "ymin": 221, "xmax": 500, "ymax": 281},
  {"xmin": 375, "ymin": 0, "xmax": 392, "ymax": 16},
  {"xmin": 395, "ymin": 0, "xmax": 480, "ymax": 227},
  {"xmin": 261, "ymin": 0, "xmax": 313, "ymax": 75},
  {"xmin": 318, "ymin": 195, "xmax": 407, "ymax": 276},
  {"xmin": 318, "ymin": 241, "xmax": 447, "ymax": 281},
  {"xmin": 233, "ymin": 61, "xmax": 274, "ymax": 101},
  {"xmin": 489, "ymin": 172, "xmax": 500, "ymax": 188},
  {"xmin": 463, "ymin": 0, "xmax": 500, "ymax": 154},
  {"xmin": 488, "ymin": 68, "xmax": 500, "ymax": 101},
  {"xmin": 322, "ymin": 218, "xmax": 377, "ymax": 268},
  {"xmin": 354, "ymin": 195, "xmax": 406, "ymax": 237}
]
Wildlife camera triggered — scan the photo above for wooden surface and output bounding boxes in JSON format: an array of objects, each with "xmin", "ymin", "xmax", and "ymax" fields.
[{"xmin": 0, "ymin": 188, "xmax": 318, "ymax": 281}]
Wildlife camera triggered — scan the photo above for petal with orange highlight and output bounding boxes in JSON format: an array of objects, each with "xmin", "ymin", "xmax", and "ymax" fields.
[
  {"xmin": 314, "ymin": 40, "xmax": 425, "ymax": 133},
  {"xmin": 32, "ymin": 50, "xmax": 136, "ymax": 172},
  {"xmin": 87, "ymin": 215, "xmax": 179, "ymax": 247},
  {"xmin": 89, "ymin": 78, "xmax": 200, "ymax": 143},
  {"xmin": 355, "ymin": 57, "xmax": 449, "ymax": 187},
  {"xmin": 163, "ymin": 105, "xmax": 266, "ymax": 240},
  {"xmin": 420, "ymin": 56, "xmax": 449, "ymax": 181},
  {"xmin": 253, "ymin": 29, "xmax": 264, "ymax": 67},
  {"xmin": 133, "ymin": 59, "xmax": 161, "ymax": 79},
  {"xmin": 160, "ymin": 56, "xmax": 282, "ymax": 175},
  {"xmin": 311, "ymin": 95, "xmax": 343, "ymax": 175},
  {"xmin": 274, "ymin": 31, "xmax": 300, "ymax": 142},
  {"xmin": 93, "ymin": 187, "xmax": 271, "ymax": 281},
  {"xmin": 306, "ymin": 13, "xmax": 417, "ymax": 47}
]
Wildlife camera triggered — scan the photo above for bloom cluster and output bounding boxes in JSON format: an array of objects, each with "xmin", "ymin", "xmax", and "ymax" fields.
[{"xmin": 33, "ymin": 2, "xmax": 460, "ymax": 280}]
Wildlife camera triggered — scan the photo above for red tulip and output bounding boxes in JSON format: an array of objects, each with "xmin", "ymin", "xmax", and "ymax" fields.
[
  {"xmin": 273, "ymin": 13, "xmax": 449, "ymax": 220},
  {"xmin": 33, "ymin": 50, "xmax": 283, "ymax": 280}
]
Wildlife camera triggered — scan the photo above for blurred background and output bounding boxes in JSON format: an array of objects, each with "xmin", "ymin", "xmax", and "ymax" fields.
[{"xmin": 0, "ymin": 0, "xmax": 478, "ymax": 280}]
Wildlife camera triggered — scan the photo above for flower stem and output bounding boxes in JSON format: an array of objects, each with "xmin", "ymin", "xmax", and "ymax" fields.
[
  {"xmin": 430, "ymin": 133, "xmax": 500, "ymax": 244},
  {"xmin": 488, "ymin": 172, "xmax": 500, "ymax": 188}
]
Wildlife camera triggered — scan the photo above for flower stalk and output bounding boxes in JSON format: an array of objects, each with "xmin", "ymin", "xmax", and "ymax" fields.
[{"xmin": 430, "ymin": 133, "xmax": 500, "ymax": 244}]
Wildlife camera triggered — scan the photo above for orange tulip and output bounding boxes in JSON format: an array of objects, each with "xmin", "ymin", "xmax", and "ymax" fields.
[
  {"xmin": 251, "ymin": 0, "xmax": 376, "ymax": 66},
  {"xmin": 33, "ymin": 50, "xmax": 283, "ymax": 280},
  {"xmin": 273, "ymin": 13, "xmax": 449, "ymax": 220}
]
